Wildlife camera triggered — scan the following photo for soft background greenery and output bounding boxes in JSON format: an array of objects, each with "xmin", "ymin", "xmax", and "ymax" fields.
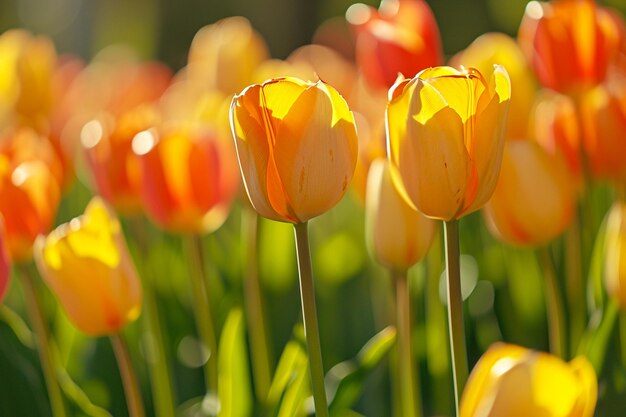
[{"xmin": 1, "ymin": 0, "xmax": 626, "ymax": 416}]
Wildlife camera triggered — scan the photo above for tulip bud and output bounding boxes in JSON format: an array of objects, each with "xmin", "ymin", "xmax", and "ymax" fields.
[
  {"xmin": 518, "ymin": 0, "xmax": 625, "ymax": 94},
  {"xmin": 346, "ymin": 0, "xmax": 443, "ymax": 90},
  {"xmin": 483, "ymin": 140, "xmax": 575, "ymax": 247},
  {"xmin": 604, "ymin": 201, "xmax": 626, "ymax": 310},
  {"xmin": 34, "ymin": 197, "xmax": 142, "ymax": 336},
  {"xmin": 366, "ymin": 159, "xmax": 436, "ymax": 271},
  {"xmin": 133, "ymin": 125, "xmax": 239, "ymax": 234},
  {"xmin": 230, "ymin": 77, "xmax": 359, "ymax": 223},
  {"xmin": 461, "ymin": 343, "xmax": 597, "ymax": 417},
  {"xmin": 387, "ymin": 66, "xmax": 511, "ymax": 221},
  {"xmin": 0, "ymin": 218, "xmax": 10, "ymax": 303}
]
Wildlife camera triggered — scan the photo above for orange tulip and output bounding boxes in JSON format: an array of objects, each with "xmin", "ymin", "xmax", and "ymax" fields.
[
  {"xmin": 346, "ymin": 0, "xmax": 443, "ymax": 90},
  {"xmin": 81, "ymin": 106, "xmax": 159, "ymax": 215},
  {"xmin": 518, "ymin": 0, "xmax": 625, "ymax": 95},
  {"xmin": 0, "ymin": 156, "xmax": 60, "ymax": 262},
  {"xmin": 461, "ymin": 343, "xmax": 597, "ymax": 417},
  {"xmin": 387, "ymin": 66, "xmax": 511, "ymax": 221},
  {"xmin": 483, "ymin": 140, "xmax": 575, "ymax": 246},
  {"xmin": 0, "ymin": 219, "xmax": 10, "ymax": 303},
  {"xmin": 451, "ymin": 32, "xmax": 537, "ymax": 140},
  {"xmin": 34, "ymin": 197, "xmax": 142, "ymax": 336},
  {"xmin": 133, "ymin": 124, "xmax": 239, "ymax": 234},
  {"xmin": 604, "ymin": 201, "xmax": 626, "ymax": 310},
  {"xmin": 230, "ymin": 77, "xmax": 359, "ymax": 223},
  {"xmin": 366, "ymin": 159, "xmax": 436, "ymax": 271}
]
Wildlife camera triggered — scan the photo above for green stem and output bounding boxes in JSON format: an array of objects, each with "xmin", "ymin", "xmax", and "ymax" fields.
[
  {"xmin": 293, "ymin": 222, "xmax": 329, "ymax": 417},
  {"xmin": 110, "ymin": 333, "xmax": 146, "ymax": 417},
  {"xmin": 620, "ymin": 311, "xmax": 626, "ymax": 368},
  {"xmin": 128, "ymin": 217, "xmax": 177, "ymax": 417},
  {"xmin": 538, "ymin": 248, "xmax": 566, "ymax": 358},
  {"xmin": 443, "ymin": 220, "xmax": 468, "ymax": 417},
  {"xmin": 242, "ymin": 209, "xmax": 273, "ymax": 402},
  {"xmin": 20, "ymin": 264, "xmax": 67, "ymax": 417},
  {"xmin": 565, "ymin": 216, "xmax": 586, "ymax": 353},
  {"xmin": 184, "ymin": 234, "xmax": 218, "ymax": 393},
  {"xmin": 394, "ymin": 270, "xmax": 422, "ymax": 417},
  {"xmin": 579, "ymin": 300, "xmax": 619, "ymax": 374}
]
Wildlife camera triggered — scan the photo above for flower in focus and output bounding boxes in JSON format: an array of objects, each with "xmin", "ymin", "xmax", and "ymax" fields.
[
  {"xmin": 483, "ymin": 140, "xmax": 575, "ymax": 247},
  {"xmin": 0, "ymin": 157, "xmax": 60, "ymax": 262},
  {"xmin": 461, "ymin": 343, "xmax": 597, "ymax": 417},
  {"xmin": 518, "ymin": 0, "xmax": 625, "ymax": 94},
  {"xmin": 366, "ymin": 159, "xmax": 436, "ymax": 271},
  {"xmin": 133, "ymin": 124, "xmax": 239, "ymax": 234},
  {"xmin": 387, "ymin": 66, "xmax": 511, "ymax": 220},
  {"xmin": 346, "ymin": 0, "xmax": 443, "ymax": 90},
  {"xmin": 604, "ymin": 201, "xmax": 626, "ymax": 310},
  {"xmin": 0, "ymin": 218, "xmax": 10, "ymax": 303},
  {"xmin": 451, "ymin": 32, "xmax": 536, "ymax": 140},
  {"xmin": 34, "ymin": 197, "xmax": 142, "ymax": 336},
  {"xmin": 230, "ymin": 77, "xmax": 358, "ymax": 224}
]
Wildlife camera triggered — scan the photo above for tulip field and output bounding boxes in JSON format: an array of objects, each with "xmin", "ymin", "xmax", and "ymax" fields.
[{"xmin": 2, "ymin": 0, "xmax": 626, "ymax": 416}]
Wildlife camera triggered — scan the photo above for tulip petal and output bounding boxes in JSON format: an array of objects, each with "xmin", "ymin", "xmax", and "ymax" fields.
[{"xmin": 568, "ymin": 356, "xmax": 598, "ymax": 417}]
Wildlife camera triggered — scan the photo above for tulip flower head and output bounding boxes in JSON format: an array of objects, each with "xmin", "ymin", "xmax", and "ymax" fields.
[
  {"xmin": 34, "ymin": 197, "xmax": 142, "ymax": 336},
  {"xmin": 483, "ymin": 140, "xmax": 575, "ymax": 247},
  {"xmin": 230, "ymin": 77, "xmax": 359, "ymax": 224},
  {"xmin": 387, "ymin": 65, "xmax": 511, "ymax": 221},
  {"xmin": 604, "ymin": 201, "xmax": 626, "ymax": 310},
  {"xmin": 461, "ymin": 343, "xmax": 597, "ymax": 417},
  {"xmin": 0, "ymin": 218, "xmax": 10, "ymax": 303},
  {"xmin": 365, "ymin": 158, "xmax": 436, "ymax": 271}
]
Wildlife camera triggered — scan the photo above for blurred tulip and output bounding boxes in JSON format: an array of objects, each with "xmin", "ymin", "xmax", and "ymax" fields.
[
  {"xmin": 81, "ymin": 106, "xmax": 159, "ymax": 215},
  {"xmin": 230, "ymin": 77, "xmax": 358, "ymax": 223},
  {"xmin": 366, "ymin": 158, "xmax": 436, "ymax": 271},
  {"xmin": 0, "ymin": 157, "xmax": 60, "ymax": 262},
  {"xmin": 518, "ymin": 0, "xmax": 625, "ymax": 95},
  {"xmin": 387, "ymin": 66, "xmax": 511, "ymax": 220},
  {"xmin": 531, "ymin": 90, "xmax": 583, "ymax": 183},
  {"xmin": 0, "ymin": 219, "xmax": 10, "ymax": 303},
  {"xmin": 187, "ymin": 16, "xmax": 269, "ymax": 95},
  {"xmin": 133, "ymin": 124, "xmax": 239, "ymax": 234},
  {"xmin": 346, "ymin": 0, "xmax": 443, "ymax": 90},
  {"xmin": 451, "ymin": 32, "xmax": 536, "ymax": 140},
  {"xmin": 460, "ymin": 343, "xmax": 597, "ymax": 417},
  {"xmin": 604, "ymin": 201, "xmax": 626, "ymax": 310},
  {"xmin": 483, "ymin": 140, "xmax": 575, "ymax": 246},
  {"xmin": 34, "ymin": 197, "xmax": 142, "ymax": 336}
]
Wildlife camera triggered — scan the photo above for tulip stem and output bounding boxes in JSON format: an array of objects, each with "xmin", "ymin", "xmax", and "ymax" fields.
[
  {"xmin": 184, "ymin": 235, "xmax": 219, "ymax": 394},
  {"xmin": 242, "ymin": 208, "xmax": 273, "ymax": 402},
  {"xmin": 293, "ymin": 222, "xmax": 329, "ymax": 417},
  {"xmin": 110, "ymin": 333, "xmax": 146, "ymax": 417},
  {"xmin": 20, "ymin": 264, "xmax": 68, "ymax": 417},
  {"xmin": 579, "ymin": 299, "xmax": 618, "ymax": 374},
  {"xmin": 443, "ymin": 220, "xmax": 468, "ymax": 417},
  {"xmin": 538, "ymin": 247, "xmax": 566, "ymax": 358},
  {"xmin": 394, "ymin": 270, "xmax": 422, "ymax": 417}
]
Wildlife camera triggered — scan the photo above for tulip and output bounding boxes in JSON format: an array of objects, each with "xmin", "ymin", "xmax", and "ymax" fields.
[
  {"xmin": 366, "ymin": 158, "xmax": 436, "ymax": 270},
  {"xmin": 518, "ymin": 0, "xmax": 625, "ymax": 95},
  {"xmin": 0, "ymin": 157, "xmax": 60, "ymax": 262},
  {"xmin": 604, "ymin": 201, "xmax": 626, "ymax": 310},
  {"xmin": 483, "ymin": 140, "xmax": 575, "ymax": 247},
  {"xmin": 387, "ymin": 65, "xmax": 511, "ymax": 221},
  {"xmin": 460, "ymin": 343, "xmax": 597, "ymax": 417},
  {"xmin": 132, "ymin": 124, "xmax": 239, "ymax": 234},
  {"xmin": 450, "ymin": 32, "xmax": 536, "ymax": 140},
  {"xmin": 34, "ymin": 197, "xmax": 142, "ymax": 336},
  {"xmin": 0, "ymin": 218, "xmax": 10, "ymax": 303},
  {"xmin": 230, "ymin": 77, "xmax": 359, "ymax": 224},
  {"xmin": 346, "ymin": 0, "xmax": 443, "ymax": 90}
]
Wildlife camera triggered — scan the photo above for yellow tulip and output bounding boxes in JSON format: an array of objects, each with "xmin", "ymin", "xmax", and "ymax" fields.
[
  {"xmin": 34, "ymin": 197, "xmax": 142, "ymax": 336},
  {"xmin": 387, "ymin": 66, "xmax": 510, "ymax": 221},
  {"xmin": 461, "ymin": 343, "xmax": 597, "ymax": 417},
  {"xmin": 230, "ymin": 77, "xmax": 358, "ymax": 223},
  {"xmin": 604, "ymin": 201, "xmax": 626, "ymax": 310},
  {"xmin": 483, "ymin": 140, "xmax": 575, "ymax": 247},
  {"xmin": 365, "ymin": 158, "xmax": 436, "ymax": 271}
]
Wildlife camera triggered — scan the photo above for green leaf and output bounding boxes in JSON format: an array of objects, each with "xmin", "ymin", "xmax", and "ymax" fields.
[{"xmin": 218, "ymin": 307, "xmax": 252, "ymax": 417}]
